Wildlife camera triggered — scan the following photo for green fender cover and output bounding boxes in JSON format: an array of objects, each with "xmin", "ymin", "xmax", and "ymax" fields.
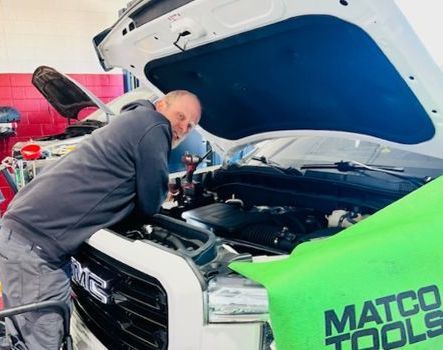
[{"xmin": 230, "ymin": 176, "xmax": 443, "ymax": 350}]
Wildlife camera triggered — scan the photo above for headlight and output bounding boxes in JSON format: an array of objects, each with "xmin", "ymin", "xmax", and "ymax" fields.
[{"xmin": 207, "ymin": 275, "xmax": 269, "ymax": 323}]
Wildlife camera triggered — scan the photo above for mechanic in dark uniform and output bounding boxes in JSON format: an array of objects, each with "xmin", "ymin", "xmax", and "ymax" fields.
[{"xmin": 0, "ymin": 90, "xmax": 201, "ymax": 349}]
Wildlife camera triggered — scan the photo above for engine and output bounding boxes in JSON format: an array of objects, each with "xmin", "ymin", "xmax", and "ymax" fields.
[
  {"xmin": 111, "ymin": 167, "xmax": 371, "ymax": 261},
  {"xmin": 181, "ymin": 202, "xmax": 336, "ymax": 254}
]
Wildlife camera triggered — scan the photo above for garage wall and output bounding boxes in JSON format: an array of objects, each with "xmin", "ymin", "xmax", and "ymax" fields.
[
  {"xmin": 0, "ymin": 0, "xmax": 128, "ymax": 214},
  {"xmin": 0, "ymin": 0, "xmax": 129, "ymax": 73}
]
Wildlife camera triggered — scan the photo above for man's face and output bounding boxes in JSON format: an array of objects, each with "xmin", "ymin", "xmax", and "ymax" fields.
[{"xmin": 156, "ymin": 95, "xmax": 201, "ymax": 148}]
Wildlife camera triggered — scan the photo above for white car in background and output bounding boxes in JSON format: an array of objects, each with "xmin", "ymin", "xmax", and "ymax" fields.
[
  {"xmin": 7, "ymin": 66, "xmax": 155, "ymax": 188},
  {"xmin": 8, "ymin": 66, "xmax": 205, "ymax": 189}
]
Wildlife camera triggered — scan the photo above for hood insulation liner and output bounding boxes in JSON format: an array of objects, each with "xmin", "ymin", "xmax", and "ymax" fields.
[{"xmin": 145, "ymin": 15, "xmax": 433, "ymax": 144}]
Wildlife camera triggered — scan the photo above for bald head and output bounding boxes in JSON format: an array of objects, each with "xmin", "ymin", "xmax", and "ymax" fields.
[
  {"xmin": 155, "ymin": 90, "xmax": 201, "ymax": 148},
  {"xmin": 163, "ymin": 90, "xmax": 200, "ymax": 107}
]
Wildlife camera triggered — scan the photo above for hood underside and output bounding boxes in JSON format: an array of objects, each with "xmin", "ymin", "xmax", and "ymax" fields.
[
  {"xmin": 32, "ymin": 66, "xmax": 115, "ymax": 120},
  {"xmin": 146, "ymin": 15, "xmax": 433, "ymax": 144},
  {"xmin": 95, "ymin": 0, "xmax": 443, "ymax": 158}
]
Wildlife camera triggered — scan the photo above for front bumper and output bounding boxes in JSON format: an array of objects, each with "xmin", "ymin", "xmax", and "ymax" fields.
[{"xmin": 70, "ymin": 229, "xmax": 265, "ymax": 350}]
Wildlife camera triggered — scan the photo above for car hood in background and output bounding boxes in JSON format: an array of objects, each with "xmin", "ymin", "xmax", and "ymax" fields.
[
  {"xmin": 32, "ymin": 66, "xmax": 116, "ymax": 121},
  {"xmin": 95, "ymin": 0, "xmax": 443, "ymax": 158}
]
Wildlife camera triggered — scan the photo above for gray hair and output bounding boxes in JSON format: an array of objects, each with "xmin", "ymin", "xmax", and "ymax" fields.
[{"xmin": 162, "ymin": 90, "xmax": 201, "ymax": 108}]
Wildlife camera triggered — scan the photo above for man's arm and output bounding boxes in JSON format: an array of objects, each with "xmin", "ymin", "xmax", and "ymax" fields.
[{"xmin": 135, "ymin": 123, "xmax": 171, "ymax": 216}]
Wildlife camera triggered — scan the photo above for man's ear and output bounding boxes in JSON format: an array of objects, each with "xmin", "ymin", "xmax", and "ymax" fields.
[{"xmin": 155, "ymin": 99, "xmax": 166, "ymax": 111}]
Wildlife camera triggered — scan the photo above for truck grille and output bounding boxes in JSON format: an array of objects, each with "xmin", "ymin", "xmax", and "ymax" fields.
[{"xmin": 72, "ymin": 245, "xmax": 168, "ymax": 350}]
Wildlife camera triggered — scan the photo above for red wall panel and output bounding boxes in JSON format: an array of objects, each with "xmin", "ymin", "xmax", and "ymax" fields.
[{"xmin": 0, "ymin": 73, "xmax": 124, "ymax": 215}]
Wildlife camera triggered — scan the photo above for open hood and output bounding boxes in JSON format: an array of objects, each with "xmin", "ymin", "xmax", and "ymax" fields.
[
  {"xmin": 32, "ymin": 66, "xmax": 115, "ymax": 121},
  {"xmin": 94, "ymin": 0, "xmax": 443, "ymax": 158}
]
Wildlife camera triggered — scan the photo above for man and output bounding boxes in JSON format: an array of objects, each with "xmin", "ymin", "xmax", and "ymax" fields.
[{"xmin": 0, "ymin": 90, "xmax": 201, "ymax": 349}]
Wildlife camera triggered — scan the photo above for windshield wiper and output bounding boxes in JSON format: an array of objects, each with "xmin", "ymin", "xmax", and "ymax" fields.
[
  {"xmin": 251, "ymin": 156, "xmax": 302, "ymax": 176},
  {"xmin": 301, "ymin": 160, "xmax": 432, "ymax": 186},
  {"xmin": 301, "ymin": 161, "xmax": 404, "ymax": 172}
]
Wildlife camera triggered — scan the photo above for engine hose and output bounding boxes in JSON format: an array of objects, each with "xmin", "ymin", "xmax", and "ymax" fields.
[
  {"xmin": 272, "ymin": 214, "xmax": 306, "ymax": 234},
  {"xmin": 165, "ymin": 235, "xmax": 187, "ymax": 251},
  {"xmin": 151, "ymin": 228, "xmax": 187, "ymax": 251},
  {"xmin": 239, "ymin": 224, "xmax": 295, "ymax": 251}
]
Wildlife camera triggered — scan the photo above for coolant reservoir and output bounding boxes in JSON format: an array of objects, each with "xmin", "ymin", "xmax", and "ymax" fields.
[{"xmin": 326, "ymin": 209, "xmax": 368, "ymax": 228}]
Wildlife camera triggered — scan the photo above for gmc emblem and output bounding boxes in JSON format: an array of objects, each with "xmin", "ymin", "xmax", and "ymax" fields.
[{"xmin": 71, "ymin": 257, "xmax": 111, "ymax": 304}]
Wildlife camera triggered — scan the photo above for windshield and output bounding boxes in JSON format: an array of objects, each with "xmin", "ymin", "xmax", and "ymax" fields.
[{"xmin": 242, "ymin": 136, "xmax": 443, "ymax": 179}]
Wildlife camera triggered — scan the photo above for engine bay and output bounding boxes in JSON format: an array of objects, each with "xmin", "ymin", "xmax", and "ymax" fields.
[{"xmin": 108, "ymin": 164, "xmax": 396, "ymax": 270}]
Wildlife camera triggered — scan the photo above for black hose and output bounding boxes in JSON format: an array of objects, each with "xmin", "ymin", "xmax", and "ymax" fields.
[
  {"xmin": 151, "ymin": 228, "xmax": 187, "ymax": 251},
  {"xmin": 166, "ymin": 235, "xmax": 187, "ymax": 251}
]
